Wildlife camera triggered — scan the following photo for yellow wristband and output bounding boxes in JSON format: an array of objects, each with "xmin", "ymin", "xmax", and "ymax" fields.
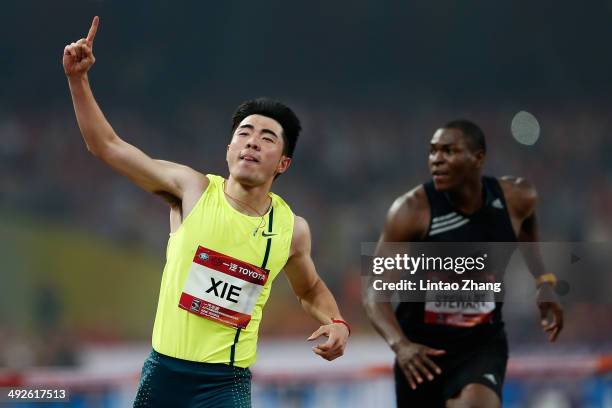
[{"xmin": 535, "ymin": 273, "xmax": 557, "ymax": 288}]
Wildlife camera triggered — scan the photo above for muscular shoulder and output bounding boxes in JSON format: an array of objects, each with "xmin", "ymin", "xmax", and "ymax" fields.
[
  {"xmin": 498, "ymin": 176, "xmax": 537, "ymax": 219},
  {"xmin": 159, "ymin": 160, "xmax": 208, "ymax": 189},
  {"xmin": 155, "ymin": 160, "xmax": 208, "ymax": 200},
  {"xmin": 383, "ymin": 184, "xmax": 430, "ymax": 241},
  {"xmin": 289, "ymin": 216, "xmax": 311, "ymax": 258}
]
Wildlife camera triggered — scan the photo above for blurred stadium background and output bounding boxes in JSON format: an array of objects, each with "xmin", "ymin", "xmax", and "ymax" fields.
[{"xmin": 2, "ymin": 1, "xmax": 612, "ymax": 407}]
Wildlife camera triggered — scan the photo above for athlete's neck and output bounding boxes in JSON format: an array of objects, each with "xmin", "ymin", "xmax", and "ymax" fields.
[
  {"xmin": 224, "ymin": 176, "xmax": 272, "ymax": 216},
  {"xmin": 446, "ymin": 177, "xmax": 483, "ymax": 215}
]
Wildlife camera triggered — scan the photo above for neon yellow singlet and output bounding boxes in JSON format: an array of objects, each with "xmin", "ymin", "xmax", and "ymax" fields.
[{"xmin": 152, "ymin": 174, "xmax": 294, "ymax": 368}]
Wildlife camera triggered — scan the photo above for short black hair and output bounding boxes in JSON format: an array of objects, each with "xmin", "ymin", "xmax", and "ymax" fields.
[
  {"xmin": 231, "ymin": 98, "xmax": 301, "ymax": 158},
  {"xmin": 444, "ymin": 119, "xmax": 486, "ymax": 153}
]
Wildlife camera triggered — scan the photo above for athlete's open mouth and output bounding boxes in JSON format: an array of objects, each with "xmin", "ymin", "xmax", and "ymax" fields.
[
  {"xmin": 240, "ymin": 153, "xmax": 260, "ymax": 163},
  {"xmin": 432, "ymin": 170, "xmax": 449, "ymax": 177}
]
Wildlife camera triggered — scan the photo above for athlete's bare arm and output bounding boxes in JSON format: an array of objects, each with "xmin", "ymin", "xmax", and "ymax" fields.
[
  {"xmin": 283, "ymin": 216, "xmax": 349, "ymax": 361},
  {"xmin": 499, "ymin": 176, "xmax": 538, "ymax": 236},
  {"xmin": 363, "ymin": 187, "xmax": 428, "ymax": 350},
  {"xmin": 63, "ymin": 17, "xmax": 207, "ymax": 210},
  {"xmin": 363, "ymin": 186, "xmax": 445, "ymax": 389},
  {"xmin": 500, "ymin": 176, "xmax": 564, "ymax": 342}
]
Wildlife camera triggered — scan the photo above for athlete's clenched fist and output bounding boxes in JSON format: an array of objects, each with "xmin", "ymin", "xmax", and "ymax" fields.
[{"xmin": 63, "ymin": 16, "xmax": 99, "ymax": 77}]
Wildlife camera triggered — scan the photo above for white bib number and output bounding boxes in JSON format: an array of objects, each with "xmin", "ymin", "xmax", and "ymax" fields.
[
  {"xmin": 423, "ymin": 272, "xmax": 496, "ymax": 327},
  {"xmin": 178, "ymin": 246, "xmax": 268, "ymax": 329}
]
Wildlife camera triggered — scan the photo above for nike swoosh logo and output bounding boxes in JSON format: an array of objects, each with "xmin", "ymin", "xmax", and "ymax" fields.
[{"xmin": 261, "ymin": 232, "xmax": 278, "ymax": 238}]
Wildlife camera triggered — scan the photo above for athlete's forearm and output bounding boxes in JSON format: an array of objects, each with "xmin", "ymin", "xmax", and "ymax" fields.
[
  {"xmin": 68, "ymin": 74, "xmax": 120, "ymax": 156},
  {"xmin": 363, "ymin": 300, "xmax": 410, "ymax": 350},
  {"xmin": 297, "ymin": 278, "xmax": 343, "ymax": 324},
  {"xmin": 518, "ymin": 212, "xmax": 548, "ymax": 279}
]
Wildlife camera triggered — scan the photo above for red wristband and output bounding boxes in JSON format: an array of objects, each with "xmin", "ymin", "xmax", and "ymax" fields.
[{"xmin": 331, "ymin": 318, "xmax": 351, "ymax": 336}]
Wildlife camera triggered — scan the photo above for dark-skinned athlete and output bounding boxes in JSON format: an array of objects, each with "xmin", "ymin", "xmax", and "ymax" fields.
[{"xmin": 364, "ymin": 120, "xmax": 563, "ymax": 408}]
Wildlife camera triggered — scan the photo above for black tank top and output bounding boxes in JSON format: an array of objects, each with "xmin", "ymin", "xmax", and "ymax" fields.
[{"xmin": 395, "ymin": 176, "xmax": 517, "ymax": 349}]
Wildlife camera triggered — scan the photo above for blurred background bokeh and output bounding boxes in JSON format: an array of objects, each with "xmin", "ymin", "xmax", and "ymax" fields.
[{"xmin": 1, "ymin": 1, "xmax": 611, "ymax": 406}]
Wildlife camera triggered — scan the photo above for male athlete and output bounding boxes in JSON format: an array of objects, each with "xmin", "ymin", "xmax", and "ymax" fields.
[
  {"xmin": 63, "ymin": 17, "xmax": 349, "ymax": 408},
  {"xmin": 364, "ymin": 120, "xmax": 563, "ymax": 407}
]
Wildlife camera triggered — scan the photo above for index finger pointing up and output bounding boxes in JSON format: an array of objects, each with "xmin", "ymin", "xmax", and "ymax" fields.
[{"xmin": 86, "ymin": 16, "xmax": 99, "ymax": 44}]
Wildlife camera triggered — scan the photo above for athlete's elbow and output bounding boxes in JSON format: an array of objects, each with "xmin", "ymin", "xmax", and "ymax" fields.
[
  {"xmin": 85, "ymin": 141, "xmax": 102, "ymax": 158},
  {"xmin": 81, "ymin": 128, "xmax": 120, "ymax": 158},
  {"xmin": 362, "ymin": 296, "xmax": 371, "ymax": 310},
  {"xmin": 362, "ymin": 297, "xmax": 378, "ymax": 319},
  {"xmin": 87, "ymin": 143, "xmax": 109, "ymax": 162},
  {"xmin": 362, "ymin": 285, "xmax": 379, "ymax": 310},
  {"xmin": 295, "ymin": 278, "xmax": 324, "ymax": 303},
  {"xmin": 88, "ymin": 138, "xmax": 122, "ymax": 163}
]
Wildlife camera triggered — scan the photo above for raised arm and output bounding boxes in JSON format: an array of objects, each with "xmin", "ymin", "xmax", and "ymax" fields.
[
  {"xmin": 283, "ymin": 216, "xmax": 349, "ymax": 361},
  {"xmin": 63, "ymin": 17, "xmax": 205, "ymax": 200}
]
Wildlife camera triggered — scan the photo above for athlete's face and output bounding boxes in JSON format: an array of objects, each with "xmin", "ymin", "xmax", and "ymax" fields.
[
  {"xmin": 226, "ymin": 114, "xmax": 291, "ymax": 186},
  {"xmin": 428, "ymin": 128, "xmax": 484, "ymax": 191}
]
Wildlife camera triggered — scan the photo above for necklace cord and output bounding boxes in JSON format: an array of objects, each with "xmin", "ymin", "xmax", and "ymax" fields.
[{"xmin": 223, "ymin": 181, "xmax": 271, "ymax": 236}]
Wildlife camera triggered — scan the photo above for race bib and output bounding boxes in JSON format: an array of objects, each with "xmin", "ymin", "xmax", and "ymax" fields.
[
  {"xmin": 423, "ymin": 272, "xmax": 496, "ymax": 328},
  {"xmin": 178, "ymin": 246, "xmax": 268, "ymax": 329}
]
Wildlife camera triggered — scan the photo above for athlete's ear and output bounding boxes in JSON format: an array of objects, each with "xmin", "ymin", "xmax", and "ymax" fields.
[
  {"xmin": 226, "ymin": 144, "xmax": 232, "ymax": 165},
  {"xmin": 474, "ymin": 149, "xmax": 485, "ymax": 169},
  {"xmin": 276, "ymin": 156, "xmax": 292, "ymax": 175}
]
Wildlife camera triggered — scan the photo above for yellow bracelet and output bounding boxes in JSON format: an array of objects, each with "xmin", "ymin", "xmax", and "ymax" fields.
[{"xmin": 535, "ymin": 273, "xmax": 557, "ymax": 288}]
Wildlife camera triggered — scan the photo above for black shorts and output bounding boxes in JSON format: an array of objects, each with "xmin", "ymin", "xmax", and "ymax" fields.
[
  {"xmin": 133, "ymin": 349, "xmax": 252, "ymax": 408},
  {"xmin": 394, "ymin": 334, "xmax": 508, "ymax": 407}
]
